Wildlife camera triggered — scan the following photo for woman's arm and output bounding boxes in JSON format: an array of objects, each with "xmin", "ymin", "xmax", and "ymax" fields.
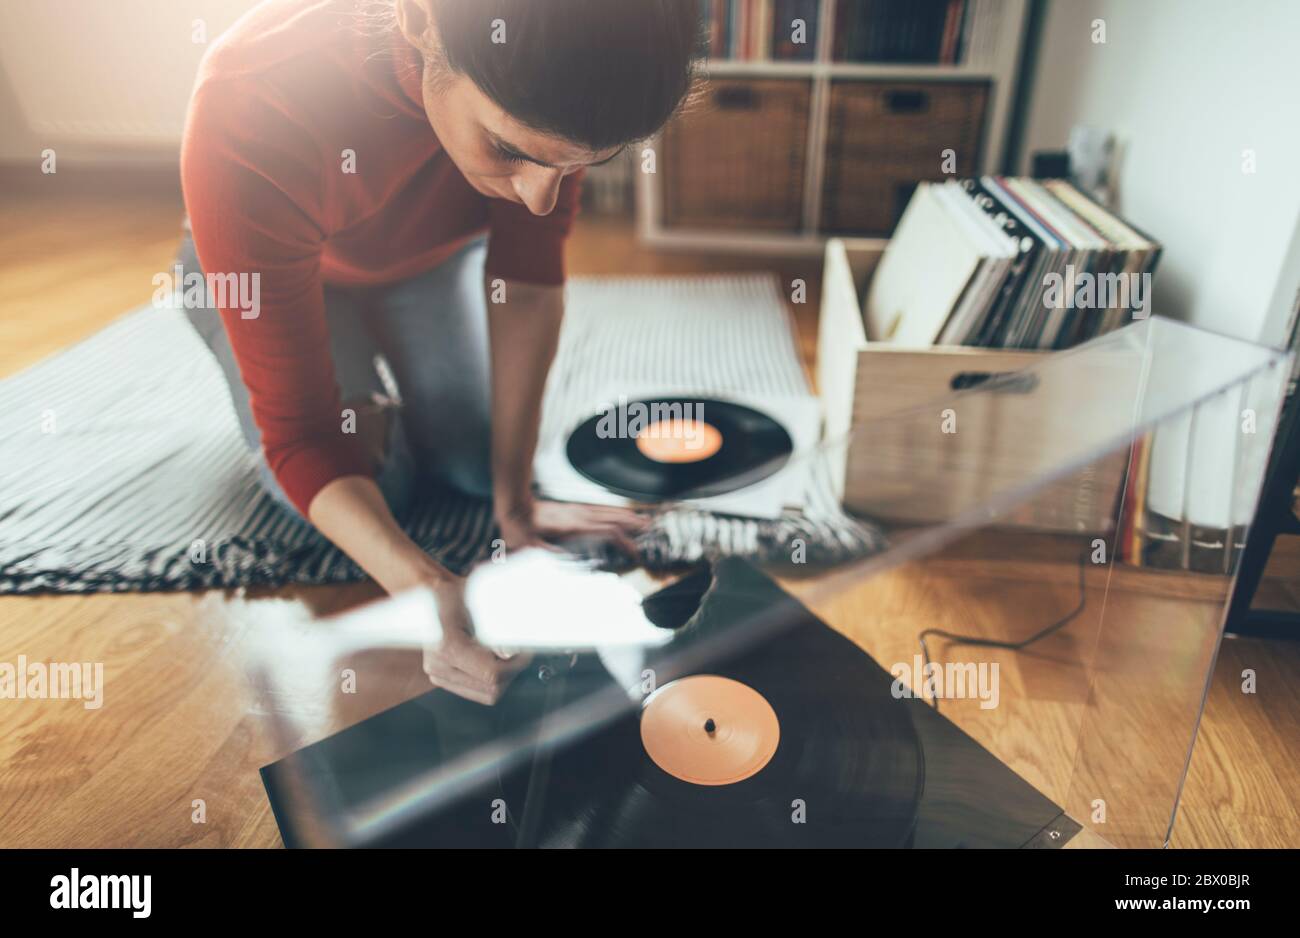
[
  {"xmin": 485, "ymin": 278, "xmax": 648, "ymax": 553},
  {"xmin": 485, "ymin": 279, "xmax": 565, "ymax": 532},
  {"xmin": 309, "ymin": 474, "xmax": 529, "ymax": 703},
  {"xmin": 308, "ymin": 474, "xmax": 448, "ymax": 594}
]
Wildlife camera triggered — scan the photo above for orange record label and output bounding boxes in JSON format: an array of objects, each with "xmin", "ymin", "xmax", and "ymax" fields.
[
  {"xmin": 639, "ymin": 675, "xmax": 780, "ymax": 785},
  {"xmin": 635, "ymin": 419, "xmax": 723, "ymax": 464}
]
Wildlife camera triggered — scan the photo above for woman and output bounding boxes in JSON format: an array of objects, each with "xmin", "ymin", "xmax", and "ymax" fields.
[{"xmin": 180, "ymin": 0, "xmax": 702, "ymax": 702}]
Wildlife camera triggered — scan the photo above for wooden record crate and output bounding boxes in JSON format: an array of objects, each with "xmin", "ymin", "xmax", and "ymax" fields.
[
  {"xmin": 817, "ymin": 238, "xmax": 1130, "ymax": 534},
  {"xmin": 821, "ymin": 80, "xmax": 989, "ymax": 236},
  {"xmin": 660, "ymin": 78, "xmax": 811, "ymax": 231}
]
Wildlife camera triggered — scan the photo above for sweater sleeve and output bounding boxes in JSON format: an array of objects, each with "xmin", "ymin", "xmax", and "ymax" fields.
[
  {"xmin": 484, "ymin": 170, "xmax": 584, "ymax": 286},
  {"xmin": 181, "ymin": 80, "xmax": 372, "ymax": 516}
]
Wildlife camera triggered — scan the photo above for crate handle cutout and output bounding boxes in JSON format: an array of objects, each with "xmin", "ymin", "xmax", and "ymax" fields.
[
  {"xmin": 884, "ymin": 90, "xmax": 929, "ymax": 114},
  {"xmin": 950, "ymin": 371, "xmax": 1039, "ymax": 394}
]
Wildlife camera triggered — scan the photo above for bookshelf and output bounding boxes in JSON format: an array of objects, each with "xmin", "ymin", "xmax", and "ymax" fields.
[{"xmin": 637, "ymin": 0, "xmax": 1029, "ymax": 255}]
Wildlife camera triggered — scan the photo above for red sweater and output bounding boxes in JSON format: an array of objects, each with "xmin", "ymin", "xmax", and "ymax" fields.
[{"xmin": 181, "ymin": 0, "xmax": 581, "ymax": 515}]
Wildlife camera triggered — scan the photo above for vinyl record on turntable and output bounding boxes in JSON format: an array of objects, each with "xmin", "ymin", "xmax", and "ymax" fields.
[
  {"xmin": 497, "ymin": 666, "xmax": 923, "ymax": 848},
  {"xmin": 494, "ymin": 564, "xmax": 925, "ymax": 848},
  {"xmin": 261, "ymin": 559, "xmax": 1088, "ymax": 849},
  {"xmin": 564, "ymin": 397, "xmax": 794, "ymax": 501}
]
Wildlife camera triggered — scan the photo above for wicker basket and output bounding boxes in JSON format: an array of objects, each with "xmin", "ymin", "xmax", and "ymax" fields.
[
  {"xmin": 661, "ymin": 78, "xmax": 812, "ymax": 231},
  {"xmin": 821, "ymin": 80, "xmax": 989, "ymax": 235}
]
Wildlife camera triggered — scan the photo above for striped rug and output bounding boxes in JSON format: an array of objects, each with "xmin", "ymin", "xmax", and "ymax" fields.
[{"xmin": 0, "ymin": 274, "xmax": 884, "ymax": 593}]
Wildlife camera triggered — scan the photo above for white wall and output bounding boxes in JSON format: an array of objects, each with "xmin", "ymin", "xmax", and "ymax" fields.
[
  {"xmin": 0, "ymin": 55, "xmax": 36, "ymax": 163},
  {"xmin": 0, "ymin": 0, "xmax": 261, "ymax": 163},
  {"xmin": 1017, "ymin": 0, "xmax": 1300, "ymax": 348}
]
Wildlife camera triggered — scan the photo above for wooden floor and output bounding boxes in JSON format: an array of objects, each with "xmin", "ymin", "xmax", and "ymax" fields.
[{"xmin": 1, "ymin": 181, "xmax": 1297, "ymax": 848}]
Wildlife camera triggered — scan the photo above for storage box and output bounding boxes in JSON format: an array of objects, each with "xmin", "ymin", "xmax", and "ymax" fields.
[
  {"xmin": 660, "ymin": 78, "xmax": 811, "ymax": 231},
  {"xmin": 821, "ymin": 80, "xmax": 989, "ymax": 235},
  {"xmin": 816, "ymin": 238, "xmax": 1130, "ymax": 533}
]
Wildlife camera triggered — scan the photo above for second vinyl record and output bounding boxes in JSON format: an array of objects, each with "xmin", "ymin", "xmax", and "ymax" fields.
[{"xmin": 565, "ymin": 397, "xmax": 794, "ymax": 501}]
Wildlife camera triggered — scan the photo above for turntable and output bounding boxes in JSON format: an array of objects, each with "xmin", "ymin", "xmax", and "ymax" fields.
[
  {"xmin": 261, "ymin": 559, "xmax": 1076, "ymax": 848},
  {"xmin": 256, "ymin": 318, "xmax": 1291, "ymax": 849}
]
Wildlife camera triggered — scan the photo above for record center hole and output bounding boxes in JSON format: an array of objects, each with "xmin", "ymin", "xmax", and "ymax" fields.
[{"xmin": 635, "ymin": 419, "xmax": 723, "ymax": 464}]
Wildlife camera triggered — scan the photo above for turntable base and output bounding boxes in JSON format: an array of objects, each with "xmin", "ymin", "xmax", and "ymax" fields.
[{"xmin": 262, "ymin": 560, "xmax": 1080, "ymax": 849}]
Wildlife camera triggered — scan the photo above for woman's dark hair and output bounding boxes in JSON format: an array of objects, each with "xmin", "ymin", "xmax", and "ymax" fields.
[{"xmin": 427, "ymin": 0, "xmax": 704, "ymax": 150}]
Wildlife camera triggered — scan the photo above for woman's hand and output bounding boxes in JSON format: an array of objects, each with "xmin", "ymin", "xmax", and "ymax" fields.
[
  {"xmin": 422, "ymin": 575, "xmax": 531, "ymax": 705},
  {"xmin": 485, "ymin": 281, "xmax": 647, "ymax": 561},
  {"xmin": 306, "ymin": 478, "xmax": 532, "ymax": 705},
  {"xmin": 496, "ymin": 499, "xmax": 649, "ymax": 558}
]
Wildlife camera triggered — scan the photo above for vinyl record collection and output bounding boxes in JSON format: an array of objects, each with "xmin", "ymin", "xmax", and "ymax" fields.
[{"xmin": 865, "ymin": 176, "xmax": 1162, "ymax": 350}]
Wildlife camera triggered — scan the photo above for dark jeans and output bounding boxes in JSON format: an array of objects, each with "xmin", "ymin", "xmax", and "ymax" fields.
[{"xmin": 176, "ymin": 235, "xmax": 493, "ymax": 518}]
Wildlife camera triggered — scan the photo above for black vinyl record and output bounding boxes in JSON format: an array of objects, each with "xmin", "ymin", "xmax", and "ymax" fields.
[
  {"xmin": 262, "ymin": 560, "xmax": 1083, "ymax": 849},
  {"xmin": 565, "ymin": 397, "xmax": 794, "ymax": 501},
  {"xmin": 495, "ymin": 562, "xmax": 924, "ymax": 848},
  {"xmin": 497, "ymin": 671, "xmax": 924, "ymax": 848}
]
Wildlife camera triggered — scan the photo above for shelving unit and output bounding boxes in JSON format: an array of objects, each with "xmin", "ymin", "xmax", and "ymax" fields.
[
  {"xmin": 1227, "ymin": 377, "xmax": 1300, "ymax": 639},
  {"xmin": 637, "ymin": 0, "xmax": 1029, "ymax": 255}
]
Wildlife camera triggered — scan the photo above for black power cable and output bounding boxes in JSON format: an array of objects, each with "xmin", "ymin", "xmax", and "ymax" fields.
[{"xmin": 916, "ymin": 548, "xmax": 1091, "ymax": 712}]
